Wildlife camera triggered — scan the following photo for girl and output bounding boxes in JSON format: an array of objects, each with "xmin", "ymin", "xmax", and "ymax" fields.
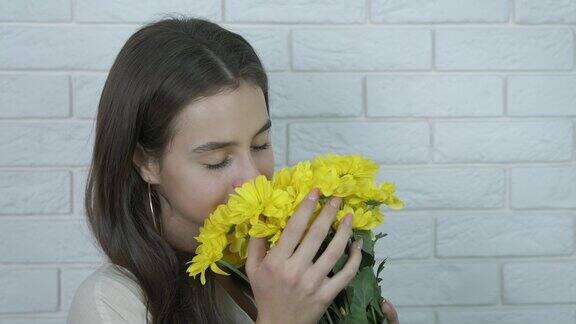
[{"xmin": 67, "ymin": 16, "xmax": 399, "ymax": 324}]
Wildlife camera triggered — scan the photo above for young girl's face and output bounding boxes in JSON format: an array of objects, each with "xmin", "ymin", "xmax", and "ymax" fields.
[{"xmin": 142, "ymin": 81, "xmax": 274, "ymax": 252}]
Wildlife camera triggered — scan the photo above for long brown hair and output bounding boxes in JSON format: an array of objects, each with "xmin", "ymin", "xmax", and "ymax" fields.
[{"xmin": 85, "ymin": 16, "xmax": 269, "ymax": 323}]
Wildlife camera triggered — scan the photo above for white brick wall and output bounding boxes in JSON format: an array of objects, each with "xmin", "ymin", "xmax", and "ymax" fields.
[{"xmin": 0, "ymin": 1, "xmax": 574, "ymax": 323}]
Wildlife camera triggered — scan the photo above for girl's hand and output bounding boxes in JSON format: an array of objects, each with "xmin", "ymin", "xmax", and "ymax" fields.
[
  {"xmin": 381, "ymin": 299, "xmax": 399, "ymax": 324},
  {"xmin": 246, "ymin": 187, "xmax": 363, "ymax": 324}
]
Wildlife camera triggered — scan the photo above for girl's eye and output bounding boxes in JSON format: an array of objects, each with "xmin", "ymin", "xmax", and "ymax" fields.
[
  {"xmin": 205, "ymin": 157, "xmax": 231, "ymax": 170},
  {"xmin": 252, "ymin": 142, "xmax": 271, "ymax": 151},
  {"xmin": 204, "ymin": 142, "xmax": 271, "ymax": 171}
]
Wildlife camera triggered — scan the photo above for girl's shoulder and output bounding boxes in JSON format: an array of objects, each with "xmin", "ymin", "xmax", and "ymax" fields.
[{"xmin": 67, "ymin": 262, "xmax": 151, "ymax": 324}]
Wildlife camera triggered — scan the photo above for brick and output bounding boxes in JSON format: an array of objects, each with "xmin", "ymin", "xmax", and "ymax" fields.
[
  {"xmin": 0, "ymin": 26, "xmax": 135, "ymax": 70},
  {"xmin": 288, "ymin": 122, "xmax": 429, "ymax": 165},
  {"xmin": 0, "ymin": 74, "xmax": 69, "ymax": 118},
  {"xmin": 226, "ymin": 28, "xmax": 289, "ymax": 72},
  {"xmin": 380, "ymin": 263, "xmax": 499, "ymax": 306},
  {"xmin": 508, "ymin": 75, "xmax": 576, "ymax": 116},
  {"xmin": 0, "ymin": 269, "xmax": 58, "ymax": 313},
  {"xmin": 374, "ymin": 214, "xmax": 433, "ymax": 260},
  {"xmin": 394, "ymin": 311, "xmax": 435, "ymax": 324},
  {"xmin": 0, "ymin": 171, "xmax": 70, "ymax": 214},
  {"xmin": 0, "ymin": 220, "xmax": 103, "ymax": 262},
  {"xmin": 434, "ymin": 121, "xmax": 573, "ymax": 163},
  {"xmin": 504, "ymin": 262, "xmax": 576, "ymax": 304},
  {"xmin": 72, "ymin": 74, "xmax": 106, "ymax": 119},
  {"xmin": 436, "ymin": 28, "xmax": 574, "ymax": 70},
  {"xmin": 293, "ymin": 29, "xmax": 431, "ymax": 71},
  {"xmin": 0, "ymin": 0, "xmax": 71, "ymax": 22},
  {"xmin": 573, "ymin": 119, "xmax": 576, "ymax": 159},
  {"xmin": 367, "ymin": 75, "xmax": 503, "ymax": 117},
  {"xmin": 269, "ymin": 74, "xmax": 362, "ymax": 118},
  {"xmin": 371, "ymin": 0, "xmax": 508, "ymax": 23},
  {"xmin": 379, "ymin": 168, "xmax": 506, "ymax": 209},
  {"xmin": 0, "ymin": 319, "xmax": 65, "ymax": 324},
  {"xmin": 439, "ymin": 309, "xmax": 576, "ymax": 324},
  {"xmin": 226, "ymin": 0, "xmax": 364, "ymax": 23},
  {"xmin": 73, "ymin": 170, "xmax": 89, "ymax": 215},
  {"xmin": 76, "ymin": 0, "xmax": 220, "ymax": 22},
  {"xmin": 271, "ymin": 120, "xmax": 287, "ymax": 168},
  {"xmin": 511, "ymin": 166, "xmax": 576, "ymax": 209},
  {"xmin": 516, "ymin": 0, "xmax": 576, "ymax": 24},
  {"xmin": 437, "ymin": 213, "xmax": 574, "ymax": 257},
  {"xmin": 0, "ymin": 122, "xmax": 94, "ymax": 166},
  {"xmin": 60, "ymin": 267, "xmax": 98, "ymax": 310}
]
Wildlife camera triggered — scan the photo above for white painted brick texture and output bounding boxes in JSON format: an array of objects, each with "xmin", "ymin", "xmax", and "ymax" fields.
[{"xmin": 1, "ymin": 0, "xmax": 575, "ymax": 321}]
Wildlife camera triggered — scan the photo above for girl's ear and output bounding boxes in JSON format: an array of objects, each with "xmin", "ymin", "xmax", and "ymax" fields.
[{"xmin": 132, "ymin": 143, "xmax": 161, "ymax": 184}]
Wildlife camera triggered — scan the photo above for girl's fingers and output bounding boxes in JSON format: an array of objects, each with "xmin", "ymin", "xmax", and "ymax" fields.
[
  {"xmin": 271, "ymin": 187, "xmax": 320, "ymax": 259},
  {"xmin": 245, "ymin": 236, "xmax": 268, "ymax": 278},
  {"xmin": 308, "ymin": 213, "xmax": 353, "ymax": 281},
  {"xmin": 291, "ymin": 196, "xmax": 342, "ymax": 267},
  {"xmin": 381, "ymin": 299, "xmax": 399, "ymax": 324},
  {"xmin": 317, "ymin": 237, "xmax": 363, "ymax": 302}
]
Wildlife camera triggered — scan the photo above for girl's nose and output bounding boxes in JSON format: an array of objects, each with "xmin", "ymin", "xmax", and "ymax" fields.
[{"xmin": 232, "ymin": 156, "xmax": 261, "ymax": 189}]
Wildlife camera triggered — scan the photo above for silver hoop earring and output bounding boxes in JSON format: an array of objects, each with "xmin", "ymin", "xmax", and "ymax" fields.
[{"xmin": 147, "ymin": 182, "xmax": 162, "ymax": 236}]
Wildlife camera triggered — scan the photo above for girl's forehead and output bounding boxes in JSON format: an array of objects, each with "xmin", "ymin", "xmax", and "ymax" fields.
[{"xmin": 173, "ymin": 83, "xmax": 268, "ymax": 143}]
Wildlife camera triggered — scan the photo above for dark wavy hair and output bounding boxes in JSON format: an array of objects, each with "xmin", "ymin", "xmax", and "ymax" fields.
[{"xmin": 85, "ymin": 16, "xmax": 269, "ymax": 323}]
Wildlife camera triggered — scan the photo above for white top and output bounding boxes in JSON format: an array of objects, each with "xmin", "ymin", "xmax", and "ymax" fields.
[{"xmin": 67, "ymin": 262, "xmax": 255, "ymax": 324}]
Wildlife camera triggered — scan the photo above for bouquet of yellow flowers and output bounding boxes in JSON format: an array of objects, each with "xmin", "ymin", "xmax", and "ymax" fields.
[{"xmin": 186, "ymin": 153, "xmax": 403, "ymax": 323}]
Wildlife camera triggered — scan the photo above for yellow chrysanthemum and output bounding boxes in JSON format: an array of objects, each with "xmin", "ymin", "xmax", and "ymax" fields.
[
  {"xmin": 222, "ymin": 250, "xmax": 243, "ymax": 266},
  {"xmin": 333, "ymin": 204, "xmax": 381, "ymax": 231},
  {"xmin": 272, "ymin": 161, "xmax": 315, "ymax": 216},
  {"xmin": 228, "ymin": 175, "xmax": 292, "ymax": 223},
  {"xmin": 186, "ymin": 234, "xmax": 229, "ymax": 285},
  {"xmin": 187, "ymin": 153, "xmax": 404, "ymax": 285}
]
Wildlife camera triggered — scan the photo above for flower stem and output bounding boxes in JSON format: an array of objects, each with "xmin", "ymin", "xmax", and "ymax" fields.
[
  {"xmin": 370, "ymin": 304, "xmax": 377, "ymax": 323},
  {"xmin": 216, "ymin": 260, "xmax": 250, "ymax": 284},
  {"xmin": 344, "ymin": 290, "xmax": 350, "ymax": 315},
  {"xmin": 326, "ymin": 309, "xmax": 335, "ymax": 324},
  {"xmin": 329, "ymin": 302, "xmax": 342, "ymax": 320}
]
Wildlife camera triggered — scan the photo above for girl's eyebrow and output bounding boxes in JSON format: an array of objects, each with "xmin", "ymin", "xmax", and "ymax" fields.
[{"xmin": 191, "ymin": 119, "xmax": 271, "ymax": 154}]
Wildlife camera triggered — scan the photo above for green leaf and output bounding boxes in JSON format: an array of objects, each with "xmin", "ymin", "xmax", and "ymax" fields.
[
  {"xmin": 374, "ymin": 232, "xmax": 388, "ymax": 242},
  {"xmin": 376, "ymin": 258, "xmax": 387, "ymax": 279},
  {"xmin": 369, "ymin": 299, "xmax": 385, "ymax": 319},
  {"xmin": 344, "ymin": 267, "xmax": 380, "ymax": 323},
  {"xmin": 333, "ymin": 251, "xmax": 349, "ymax": 274},
  {"xmin": 352, "ymin": 230, "xmax": 374, "ymax": 255},
  {"xmin": 325, "ymin": 230, "xmax": 390, "ymax": 323}
]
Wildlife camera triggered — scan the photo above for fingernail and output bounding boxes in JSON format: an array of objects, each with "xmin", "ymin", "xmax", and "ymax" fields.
[
  {"xmin": 308, "ymin": 187, "xmax": 319, "ymax": 201},
  {"xmin": 329, "ymin": 197, "xmax": 342, "ymax": 208},
  {"xmin": 357, "ymin": 238, "xmax": 363, "ymax": 250}
]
